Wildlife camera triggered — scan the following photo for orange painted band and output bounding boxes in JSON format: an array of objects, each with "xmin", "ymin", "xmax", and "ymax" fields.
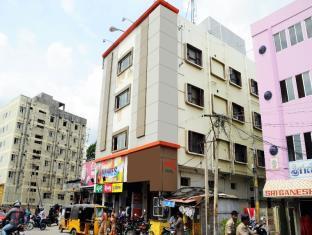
[
  {"xmin": 95, "ymin": 141, "xmax": 180, "ymax": 163},
  {"xmin": 102, "ymin": 0, "xmax": 179, "ymax": 58}
]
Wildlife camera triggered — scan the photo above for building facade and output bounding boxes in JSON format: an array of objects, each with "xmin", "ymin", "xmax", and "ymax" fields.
[
  {"xmin": 0, "ymin": 93, "xmax": 86, "ymax": 206},
  {"xmin": 251, "ymin": 0, "xmax": 312, "ymax": 234},
  {"xmin": 95, "ymin": 0, "xmax": 265, "ymax": 228}
]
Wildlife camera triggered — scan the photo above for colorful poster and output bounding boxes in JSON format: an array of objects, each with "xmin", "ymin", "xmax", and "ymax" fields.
[
  {"xmin": 81, "ymin": 161, "xmax": 95, "ymax": 187},
  {"xmin": 96, "ymin": 157, "xmax": 125, "ymax": 184}
]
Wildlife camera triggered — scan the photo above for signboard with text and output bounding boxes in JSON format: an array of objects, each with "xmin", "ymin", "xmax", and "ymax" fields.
[
  {"xmin": 96, "ymin": 157, "xmax": 125, "ymax": 184},
  {"xmin": 81, "ymin": 161, "xmax": 95, "ymax": 187},
  {"xmin": 289, "ymin": 159, "xmax": 312, "ymax": 178}
]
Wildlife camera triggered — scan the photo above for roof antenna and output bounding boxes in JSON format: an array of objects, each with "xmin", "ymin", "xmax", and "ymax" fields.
[{"xmin": 191, "ymin": 0, "xmax": 197, "ymax": 24}]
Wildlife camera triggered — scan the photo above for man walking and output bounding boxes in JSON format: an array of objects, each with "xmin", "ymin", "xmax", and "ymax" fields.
[
  {"xmin": 225, "ymin": 210, "xmax": 238, "ymax": 235},
  {"xmin": 236, "ymin": 214, "xmax": 257, "ymax": 235}
]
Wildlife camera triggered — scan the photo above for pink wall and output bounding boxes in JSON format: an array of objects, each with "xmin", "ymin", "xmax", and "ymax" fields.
[{"xmin": 251, "ymin": 0, "xmax": 312, "ymax": 180}]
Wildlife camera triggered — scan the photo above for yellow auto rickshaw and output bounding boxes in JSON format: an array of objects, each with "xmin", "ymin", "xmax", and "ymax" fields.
[
  {"xmin": 59, "ymin": 205, "xmax": 73, "ymax": 232},
  {"xmin": 66, "ymin": 204, "xmax": 105, "ymax": 235}
]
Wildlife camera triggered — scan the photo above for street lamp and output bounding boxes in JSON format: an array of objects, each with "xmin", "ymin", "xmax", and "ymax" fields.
[
  {"xmin": 122, "ymin": 17, "xmax": 134, "ymax": 23},
  {"xmin": 109, "ymin": 26, "xmax": 125, "ymax": 33}
]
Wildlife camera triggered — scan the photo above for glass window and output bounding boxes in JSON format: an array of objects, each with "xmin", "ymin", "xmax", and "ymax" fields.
[
  {"xmin": 186, "ymin": 44, "xmax": 202, "ymax": 67},
  {"xmin": 253, "ymin": 112, "xmax": 262, "ymax": 130},
  {"xmin": 304, "ymin": 132, "xmax": 312, "ymax": 159},
  {"xmin": 296, "ymin": 72, "xmax": 312, "ymax": 98},
  {"xmin": 188, "ymin": 131, "xmax": 205, "ymax": 155},
  {"xmin": 186, "ymin": 84, "xmax": 204, "ymax": 107},
  {"xmin": 112, "ymin": 130, "xmax": 127, "ymax": 152},
  {"xmin": 234, "ymin": 143, "xmax": 247, "ymax": 163},
  {"xmin": 273, "ymin": 30, "xmax": 287, "ymax": 52},
  {"xmin": 117, "ymin": 51, "xmax": 132, "ymax": 75},
  {"xmin": 287, "ymin": 134, "xmax": 303, "ymax": 161},
  {"xmin": 232, "ymin": 103, "xmax": 245, "ymax": 122},
  {"xmin": 305, "ymin": 17, "xmax": 312, "ymax": 38},
  {"xmin": 115, "ymin": 88, "xmax": 130, "ymax": 110},
  {"xmin": 229, "ymin": 68, "xmax": 242, "ymax": 87},
  {"xmin": 250, "ymin": 79, "xmax": 258, "ymax": 96},
  {"xmin": 280, "ymin": 78, "xmax": 295, "ymax": 103},
  {"xmin": 257, "ymin": 150, "xmax": 265, "ymax": 167},
  {"xmin": 180, "ymin": 177, "xmax": 191, "ymax": 187},
  {"xmin": 289, "ymin": 22, "xmax": 304, "ymax": 46}
]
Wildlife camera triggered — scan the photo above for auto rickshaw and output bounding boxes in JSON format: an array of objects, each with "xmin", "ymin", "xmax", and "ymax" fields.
[
  {"xmin": 59, "ymin": 205, "xmax": 73, "ymax": 232},
  {"xmin": 66, "ymin": 204, "xmax": 105, "ymax": 235}
]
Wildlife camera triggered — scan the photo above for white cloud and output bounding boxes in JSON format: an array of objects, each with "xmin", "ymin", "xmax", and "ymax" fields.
[
  {"xmin": 77, "ymin": 44, "xmax": 88, "ymax": 55},
  {"xmin": 17, "ymin": 29, "xmax": 36, "ymax": 46},
  {"xmin": 47, "ymin": 42, "xmax": 73, "ymax": 70},
  {"xmin": 0, "ymin": 32, "xmax": 8, "ymax": 49},
  {"xmin": 61, "ymin": 0, "xmax": 75, "ymax": 15}
]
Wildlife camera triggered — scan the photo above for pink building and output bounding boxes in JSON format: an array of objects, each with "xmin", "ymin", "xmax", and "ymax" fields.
[{"xmin": 251, "ymin": 0, "xmax": 312, "ymax": 234}]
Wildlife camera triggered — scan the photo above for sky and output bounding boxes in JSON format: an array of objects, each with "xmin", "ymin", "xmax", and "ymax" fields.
[{"xmin": 0, "ymin": 0, "xmax": 293, "ymax": 147}]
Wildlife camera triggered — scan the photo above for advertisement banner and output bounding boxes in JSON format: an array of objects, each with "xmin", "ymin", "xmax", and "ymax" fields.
[
  {"xmin": 96, "ymin": 157, "xmax": 125, "ymax": 184},
  {"xmin": 289, "ymin": 159, "xmax": 312, "ymax": 178},
  {"xmin": 94, "ymin": 184, "xmax": 103, "ymax": 193},
  {"xmin": 81, "ymin": 161, "xmax": 95, "ymax": 187},
  {"xmin": 103, "ymin": 183, "xmax": 123, "ymax": 193}
]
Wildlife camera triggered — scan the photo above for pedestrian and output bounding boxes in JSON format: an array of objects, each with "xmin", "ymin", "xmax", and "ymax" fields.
[
  {"xmin": 225, "ymin": 210, "xmax": 238, "ymax": 235},
  {"xmin": 109, "ymin": 211, "xmax": 117, "ymax": 235},
  {"xmin": 24, "ymin": 205, "xmax": 31, "ymax": 223},
  {"xmin": 175, "ymin": 212, "xmax": 184, "ymax": 235},
  {"xmin": 35, "ymin": 205, "xmax": 40, "ymax": 216},
  {"xmin": 99, "ymin": 210, "xmax": 108, "ymax": 235},
  {"xmin": 2, "ymin": 201, "xmax": 25, "ymax": 235},
  {"xmin": 236, "ymin": 214, "xmax": 257, "ymax": 235}
]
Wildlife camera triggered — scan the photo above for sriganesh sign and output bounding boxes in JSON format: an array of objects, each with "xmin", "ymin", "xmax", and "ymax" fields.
[{"xmin": 96, "ymin": 157, "xmax": 125, "ymax": 184}]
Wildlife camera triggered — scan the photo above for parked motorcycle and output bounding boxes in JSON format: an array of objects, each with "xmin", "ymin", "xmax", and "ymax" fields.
[
  {"xmin": 1, "ymin": 222, "xmax": 25, "ymax": 235},
  {"xmin": 25, "ymin": 215, "xmax": 47, "ymax": 231}
]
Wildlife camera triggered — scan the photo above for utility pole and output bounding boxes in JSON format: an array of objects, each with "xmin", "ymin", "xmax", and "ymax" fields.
[
  {"xmin": 204, "ymin": 139, "xmax": 210, "ymax": 235},
  {"xmin": 253, "ymin": 146, "xmax": 260, "ymax": 222}
]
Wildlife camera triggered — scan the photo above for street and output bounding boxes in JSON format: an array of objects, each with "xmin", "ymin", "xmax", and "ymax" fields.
[{"xmin": 25, "ymin": 225, "xmax": 60, "ymax": 235}]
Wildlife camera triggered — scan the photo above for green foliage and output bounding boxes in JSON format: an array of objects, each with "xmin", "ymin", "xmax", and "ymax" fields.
[{"xmin": 86, "ymin": 142, "xmax": 96, "ymax": 161}]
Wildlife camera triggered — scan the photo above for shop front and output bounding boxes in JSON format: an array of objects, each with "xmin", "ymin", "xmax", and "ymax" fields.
[
  {"xmin": 264, "ymin": 179, "xmax": 312, "ymax": 235},
  {"xmin": 94, "ymin": 141, "xmax": 180, "ymax": 217}
]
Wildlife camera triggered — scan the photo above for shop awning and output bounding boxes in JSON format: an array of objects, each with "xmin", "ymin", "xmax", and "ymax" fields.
[
  {"xmin": 166, "ymin": 193, "xmax": 238, "ymax": 204},
  {"xmin": 263, "ymin": 179, "xmax": 312, "ymax": 198}
]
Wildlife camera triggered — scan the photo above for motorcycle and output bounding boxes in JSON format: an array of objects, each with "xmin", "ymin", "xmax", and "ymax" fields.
[
  {"xmin": 161, "ymin": 227, "xmax": 191, "ymax": 235},
  {"xmin": 249, "ymin": 223, "xmax": 267, "ymax": 235},
  {"xmin": 1, "ymin": 222, "xmax": 25, "ymax": 235},
  {"xmin": 25, "ymin": 215, "xmax": 47, "ymax": 231}
]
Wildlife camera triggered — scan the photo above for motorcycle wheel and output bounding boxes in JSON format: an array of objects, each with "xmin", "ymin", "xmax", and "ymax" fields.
[
  {"xmin": 40, "ymin": 223, "xmax": 47, "ymax": 230},
  {"xmin": 125, "ymin": 230, "xmax": 135, "ymax": 235},
  {"xmin": 26, "ymin": 222, "xmax": 34, "ymax": 231}
]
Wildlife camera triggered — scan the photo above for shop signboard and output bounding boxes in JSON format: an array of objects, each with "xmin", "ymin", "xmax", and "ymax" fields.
[
  {"xmin": 81, "ymin": 161, "xmax": 95, "ymax": 187},
  {"xmin": 103, "ymin": 183, "xmax": 123, "ymax": 193},
  {"xmin": 96, "ymin": 157, "xmax": 125, "ymax": 184},
  {"xmin": 289, "ymin": 159, "xmax": 312, "ymax": 178},
  {"xmin": 94, "ymin": 184, "xmax": 103, "ymax": 193},
  {"xmin": 162, "ymin": 199, "xmax": 175, "ymax": 208}
]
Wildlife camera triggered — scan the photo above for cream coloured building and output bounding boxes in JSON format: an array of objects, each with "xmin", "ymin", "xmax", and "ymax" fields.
[
  {"xmin": 95, "ymin": 0, "xmax": 265, "ymax": 225},
  {"xmin": 0, "ymin": 93, "xmax": 86, "ymax": 206}
]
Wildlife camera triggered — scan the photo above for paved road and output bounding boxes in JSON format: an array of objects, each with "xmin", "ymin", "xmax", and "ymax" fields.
[{"xmin": 25, "ymin": 225, "xmax": 61, "ymax": 235}]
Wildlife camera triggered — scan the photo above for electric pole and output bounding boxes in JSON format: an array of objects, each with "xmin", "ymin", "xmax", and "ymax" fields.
[{"xmin": 253, "ymin": 146, "xmax": 260, "ymax": 222}]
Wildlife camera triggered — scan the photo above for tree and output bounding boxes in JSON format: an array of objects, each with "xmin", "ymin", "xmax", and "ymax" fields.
[{"xmin": 86, "ymin": 142, "xmax": 96, "ymax": 161}]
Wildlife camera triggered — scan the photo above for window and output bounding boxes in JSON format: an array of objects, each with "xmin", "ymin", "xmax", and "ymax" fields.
[
  {"xmin": 32, "ymin": 155, "xmax": 40, "ymax": 160},
  {"xmin": 257, "ymin": 150, "xmax": 265, "ymax": 167},
  {"xmin": 20, "ymin": 106, "xmax": 25, "ymax": 114},
  {"xmin": 30, "ymin": 182, "xmax": 36, "ymax": 186},
  {"xmin": 112, "ymin": 130, "xmax": 128, "ymax": 152},
  {"xmin": 280, "ymin": 78, "xmax": 295, "ymax": 103},
  {"xmin": 232, "ymin": 103, "xmax": 245, "ymax": 122},
  {"xmin": 58, "ymin": 163, "xmax": 62, "ymax": 169},
  {"xmin": 8, "ymin": 171, "xmax": 14, "ymax": 178},
  {"xmin": 16, "ymin": 122, "xmax": 23, "ymax": 130},
  {"xmin": 37, "ymin": 119, "xmax": 45, "ymax": 125},
  {"xmin": 50, "ymin": 116, "xmax": 55, "ymax": 123},
  {"xmin": 36, "ymin": 125, "xmax": 44, "ymax": 129},
  {"xmin": 296, "ymin": 71, "xmax": 312, "ymax": 98},
  {"xmin": 72, "ymin": 151, "xmax": 77, "ymax": 158},
  {"xmin": 34, "ymin": 140, "xmax": 42, "ymax": 145},
  {"xmin": 188, "ymin": 131, "xmax": 205, "ymax": 155},
  {"xmin": 46, "ymin": 145, "xmax": 51, "ymax": 152},
  {"xmin": 229, "ymin": 67, "xmax": 242, "ymax": 87},
  {"xmin": 252, "ymin": 112, "xmax": 262, "ymax": 130},
  {"xmin": 49, "ymin": 131, "xmax": 53, "ymax": 137},
  {"xmin": 208, "ymin": 181, "xmax": 214, "ymax": 189},
  {"xmin": 117, "ymin": 51, "xmax": 132, "ymax": 75},
  {"xmin": 60, "ymin": 148, "xmax": 64, "ymax": 155},
  {"xmin": 58, "ymin": 194, "xmax": 64, "ymax": 200},
  {"xmin": 305, "ymin": 17, "xmax": 312, "ymax": 38},
  {"xmin": 273, "ymin": 30, "xmax": 287, "ymax": 52},
  {"xmin": 73, "ymin": 138, "xmax": 77, "ymax": 144},
  {"xmin": 71, "ymin": 165, "xmax": 75, "ymax": 171},
  {"xmin": 115, "ymin": 87, "xmax": 130, "ymax": 110},
  {"xmin": 304, "ymin": 132, "xmax": 312, "ymax": 159},
  {"xmin": 234, "ymin": 143, "xmax": 247, "ymax": 163},
  {"xmin": 180, "ymin": 177, "xmax": 190, "ymax": 187},
  {"xmin": 14, "ymin": 138, "xmax": 19, "ymax": 144},
  {"xmin": 231, "ymin": 183, "xmax": 236, "ymax": 190},
  {"xmin": 30, "ymin": 189, "xmax": 36, "ymax": 192},
  {"xmin": 63, "ymin": 121, "xmax": 67, "ymax": 127},
  {"xmin": 186, "ymin": 43, "xmax": 202, "ymax": 67},
  {"xmin": 186, "ymin": 84, "xmax": 204, "ymax": 107},
  {"xmin": 286, "ymin": 134, "xmax": 303, "ymax": 161},
  {"xmin": 289, "ymin": 22, "xmax": 304, "ymax": 46},
  {"xmin": 11, "ymin": 154, "xmax": 16, "ymax": 161},
  {"xmin": 61, "ymin": 134, "xmax": 65, "ymax": 140},
  {"xmin": 44, "ymin": 161, "xmax": 49, "ymax": 166},
  {"xmin": 70, "ymin": 195, "xmax": 74, "ymax": 201},
  {"xmin": 43, "ymin": 176, "xmax": 46, "ymax": 182},
  {"xmin": 35, "ymin": 135, "xmax": 43, "ymax": 140},
  {"xmin": 39, "ymin": 110, "xmax": 46, "ymax": 114},
  {"xmin": 153, "ymin": 197, "xmax": 164, "ymax": 217},
  {"xmin": 57, "ymin": 178, "xmax": 61, "ymax": 184},
  {"xmin": 43, "ymin": 193, "xmax": 51, "ymax": 199},
  {"xmin": 250, "ymin": 79, "xmax": 259, "ymax": 96},
  {"xmin": 74, "ymin": 124, "xmax": 78, "ymax": 130}
]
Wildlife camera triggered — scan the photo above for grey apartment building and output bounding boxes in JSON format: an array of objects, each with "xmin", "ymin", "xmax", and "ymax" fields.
[{"xmin": 0, "ymin": 93, "xmax": 86, "ymax": 206}]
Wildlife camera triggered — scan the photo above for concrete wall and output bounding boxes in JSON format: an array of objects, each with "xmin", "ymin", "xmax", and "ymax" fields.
[{"xmin": 251, "ymin": 0, "xmax": 312, "ymax": 180}]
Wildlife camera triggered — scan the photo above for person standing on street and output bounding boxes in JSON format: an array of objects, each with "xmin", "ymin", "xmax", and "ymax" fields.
[
  {"xmin": 236, "ymin": 214, "xmax": 257, "ymax": 235},
  {"xmin": 2, "ymin": 201, "xmax": 25, "ymax": 235},
  {"xmin": 175, "ymin": 212, "xmax": 184, "ymax": 235},
  {"xmin": 225, "ymin": 210, "xmax": 238, "ymax": 235}
]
